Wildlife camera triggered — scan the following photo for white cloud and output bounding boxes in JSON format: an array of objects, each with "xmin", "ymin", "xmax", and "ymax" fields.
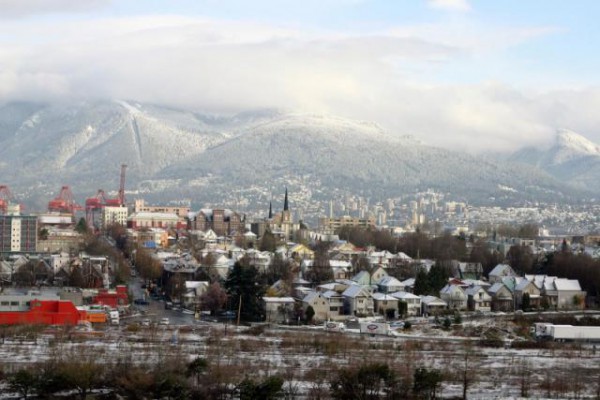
[
  {"xmin": 427, "ymin": 0, "xmax": 471, "ymax": 12},
  {"xmin": 0, "ymin": 14, "xmax": 594, "ymax": 153},
  {"xmin": 0, "ymin": 0, "xmax": 110, "ymax": 18}
]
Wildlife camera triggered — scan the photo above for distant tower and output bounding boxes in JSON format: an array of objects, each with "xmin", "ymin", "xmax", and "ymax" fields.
[
  {"xmin": 282, "ymin": 187, "xmax": 291, "ymax": 223},
  {"xmin": 268, "ymin": 201, "xmax": 273, "ymax": 219}
]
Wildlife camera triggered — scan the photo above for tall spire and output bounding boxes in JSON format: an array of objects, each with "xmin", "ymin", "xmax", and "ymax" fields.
[
  {"xmin": 268, "ymin": 201, "xmax": 273, "ymax": 219},
  {"xmin": 283, "ymin": 187, "xmax": 289, "ymax": 212}
]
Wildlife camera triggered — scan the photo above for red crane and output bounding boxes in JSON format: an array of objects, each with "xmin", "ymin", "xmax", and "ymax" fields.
[
  {"xmin": 48, "ymin": 186, "xmax": 83, "ymax": 214},
  {"xmin": 0, "ymin": 185, "xmax": 12, "ymax": 214},
  {"xmin": 85, "ymin": 189, "xmax": 106, "ymax": 226},
  {"xmin": 85, "ymin": 164, "xmax": 127, "ymax": 227},
  {"xmin": 105, "ymin": 164, "xmax": 127, "ymax": 207}
]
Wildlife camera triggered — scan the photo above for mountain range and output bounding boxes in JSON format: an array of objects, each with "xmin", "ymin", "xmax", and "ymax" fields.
[{"xmin": 0, "ymin": 100, "xmax": 595, "ymax": 211}]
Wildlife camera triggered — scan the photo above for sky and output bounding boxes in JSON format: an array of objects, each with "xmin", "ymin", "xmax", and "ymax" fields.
[{"xmin": 1, "ymin": 0, "xmax": 599, "ymax": 152}]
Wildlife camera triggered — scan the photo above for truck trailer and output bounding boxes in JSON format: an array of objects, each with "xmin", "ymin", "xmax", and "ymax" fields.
[{"xmin": 534, "ymin": 323, "xmax": 600, "ymax": 342}]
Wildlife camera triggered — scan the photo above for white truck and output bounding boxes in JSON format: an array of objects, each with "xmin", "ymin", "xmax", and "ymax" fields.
[
  {"xmin": 109, "ymin": 310, "xmax": 120, "ymax": 325},
  {"xmin": 324, "ymin": 321, "xmax": 346, "ymax": 332},
  {"xmin": 534, "ymin": 323, "xmax": 600, "ymax": 342},
  {"xmin": 360, "ymin": 322, "xmax": 391, "ymax": 336}
]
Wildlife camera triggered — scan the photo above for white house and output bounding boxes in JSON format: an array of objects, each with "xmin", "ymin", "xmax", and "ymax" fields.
[
  {"xmin": 421, "ymin": 295, "xmax": 447, "ymax": 316},
  {"xmin": 464, "ymin": 285, "xmax": 492, "ymax": 312},
  {"xmin": 377, "ymin": 276, "xmax": 405, "ymax": 294},
  {"xmin": 371, "ymin": 293, "xmax": 399, "ymax": 317},
  {"xmin": 488, "ymin": 264, "xmax": 516, "ymax": 283},
  {"xmin": 391, "ymin": 291, "xmax": 422, "ymax": 316},
  {"xmin": 342, "ymin": 285, "xmax": 374, "ymax": 316},
  {"xmin": 439, "ymin": 284, "xmax": 467, "ymax": 310}
]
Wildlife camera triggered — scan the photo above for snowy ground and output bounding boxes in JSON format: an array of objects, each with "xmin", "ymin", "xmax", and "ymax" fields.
[{"xmin": 1, "ymin": 319, "xmax": 599, "ymax": 399}]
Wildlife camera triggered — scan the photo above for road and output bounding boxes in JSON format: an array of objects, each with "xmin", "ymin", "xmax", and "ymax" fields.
[{"xmin": 127, "ymin": 275, "xmax": 197, "ymax": 326}]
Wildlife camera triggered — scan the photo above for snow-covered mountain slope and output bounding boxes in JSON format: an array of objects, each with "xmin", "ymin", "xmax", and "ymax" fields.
[
  {"xmin": 160, "ymin": 113, "xmax": 573, "ymax": 203},
  {"xmin": 0, "ymin": 101, "xmax": 587, "ymax": 208},
  {"xmin": 510, "ymin": 130, "xmax": 600, "ymax": 191}
]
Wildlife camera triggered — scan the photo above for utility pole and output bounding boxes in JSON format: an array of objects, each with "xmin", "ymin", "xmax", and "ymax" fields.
[{"xmin": 237, "ymin": 294, "xmax": 242, "ymax": 326}]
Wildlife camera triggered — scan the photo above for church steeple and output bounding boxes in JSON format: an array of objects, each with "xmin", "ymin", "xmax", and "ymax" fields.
[
  {"xmin": 283, "ymin": 187, "xmax": 289, "ymax": 212},
  {"xmin": 268, "ymin": 201, "xmax": 273, "ymax": 219}
]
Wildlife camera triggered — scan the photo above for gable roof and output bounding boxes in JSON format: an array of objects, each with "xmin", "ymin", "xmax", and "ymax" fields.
[
  {"xmin": 342, "ymin": 285, "xmax": 370, "ymax": 298},
  {"xmin": 421, "ymin": 295, "xmax": 447, "ymax": 306},
  {"xmin": 554, "ymin": 278, "xmax": 582, "ymax": 291},
  {"xmin": 391, "ymin": 291, "xmax": 421, "ymax": 300},
  {"xmin": 489, "ymin": 263, "xmax": 516, "ymax": 278},
  {"xmin": 372, "ymin": 293, "xmax": 398, "ymax": 301},
  {"xmin": 377, "ymin": 275, "xmax": 404, "ymax": 287}
]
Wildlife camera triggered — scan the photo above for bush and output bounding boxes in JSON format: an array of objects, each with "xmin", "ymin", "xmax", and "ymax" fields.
[{"xmin": 443, "ymin": 317, "xmax": 452, "ymax": 329}]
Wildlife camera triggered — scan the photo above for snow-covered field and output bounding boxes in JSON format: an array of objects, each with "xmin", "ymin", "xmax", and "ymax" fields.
[{"xmin": 1, "ymin": 319, "xmax": 599, "ymax": 399}]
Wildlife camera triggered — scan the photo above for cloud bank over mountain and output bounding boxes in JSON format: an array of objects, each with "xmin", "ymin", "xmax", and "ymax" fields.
[{"xmin": 0, "ymin": 2, "xmax": 599, "ymax": 153}]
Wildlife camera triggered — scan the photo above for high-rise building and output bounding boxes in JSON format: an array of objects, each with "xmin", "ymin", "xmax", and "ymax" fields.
[
  {"xmin": 102, "ymin": 206, "xmax": 128, "ymax": 228},
  {"xmin": 0, "ymin": 205, "xmax": 37, "ymax": 253}
]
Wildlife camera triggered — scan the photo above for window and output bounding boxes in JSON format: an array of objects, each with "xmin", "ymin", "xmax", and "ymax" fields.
[
  {"xmin": 0, "ymin": 301, "xmax": 8, "ymax": 306},
  {"xmin": 10, "ymin": 301, "xmax": 19, "ymax": 306}
]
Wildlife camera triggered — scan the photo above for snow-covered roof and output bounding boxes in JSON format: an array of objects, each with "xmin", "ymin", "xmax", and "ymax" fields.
[
  {"xmin": 440, "ymin": 284, "xmax": 465, "ymax": 296},
  {"xmin": 263, "ymin": 297, "xmax": 295, "ymax": 303},
  {"xmin": 302, "ymin": 291, "xmax": 322, "ymax": 303},
  {"xmin": 185, "ymin": 281, "xmax": 209, "ymax": 290},
  {"xmin": 377, "ymin": 275, "xmax": 403, "ymax": 287},
  {"xmin": 464, "ymin": 285, "xmax": 490, "ymax": 297},
  {"xmin": 343, "ymin": 285, "xmax": 369, "ymax": 298},
  {"xmin": 401, "ymin": 278, "xmax": 416, "ymax": 287},
  {"xmin": 421, "ymin": 295, "xmax": 447, "ymax": 306},
  {"xmin": 488, "ymin": 282, "xmax": 509, "ymax": 295},
  {"xmin": 322, "ymin": 290, "xmax": 342, "ymax": 299},
  {"xmin": 489, "ymin": 263, "xmax": 515, "ymax": 278},
  {"xmin": 554, "ymin": 278, "xmax": 582, "ymax": 291},
  {"xmin": 390, "ymin": 291, "xmax": 420, "ymax": 300},
  {"xmin": 372, "ymin": 293, "xmax": 397, "ymax": 301}
]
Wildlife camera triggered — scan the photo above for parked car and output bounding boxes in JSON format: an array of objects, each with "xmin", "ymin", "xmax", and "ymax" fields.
[
  {"xmin": 159, "ymin": 318, "xmax": 170, "ymax": 326},
  {"xmin": 134, "ymin": 298, "xmax": 149, "ymax": 306},
  {"xmin": 141, "ymin": 318, "xmax": 151, "ymax": 327}
]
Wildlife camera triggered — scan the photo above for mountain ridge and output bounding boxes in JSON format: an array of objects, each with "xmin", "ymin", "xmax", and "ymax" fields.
[{"xmin": 0, "ymin": 100, "xmax": 591, "ymax": 211}]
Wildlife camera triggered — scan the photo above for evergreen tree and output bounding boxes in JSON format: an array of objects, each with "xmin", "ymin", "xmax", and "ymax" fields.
[
  {"xmin": 225, "ymin": 262, "xmax": 266, "ymax": 322},
  {"xmin": 413, "ymin": 269, "xmax": 430, "ymax": 296},
  {"xmin": 428, "ymin": 263, "xmax": 450, "ymax": 294}
]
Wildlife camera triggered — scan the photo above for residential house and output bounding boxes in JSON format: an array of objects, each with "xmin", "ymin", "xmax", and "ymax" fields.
[
  {"xmin": 377, "ymin": 276, "xmax": 405, "ymax": 294},
  {"xmin": 554, "ymin": 278, "xmax": 586, "ymax": 309},
  {"xmin": 452, "ymin": 261, "xmax": 483, "ymax": 280},
  {"xmin": 302, "ymin": 291, "xmax": 330, "ymax": 322},
  {"xmin": 465, "ymin": 285, "xmax": 492, "ymax": 312},
  {"xmin": 439, "ymin": 284, "xmax": 467, "ymax": 310},
  {"xmin": 391, "ymin": 291, "xmax": 422, "ymax": 316},
  {"xmin": 371, "ymin": 293, "xmax": 399, "ymax": 318},
  {"xmin": 182, "ymin": 281, "xmax": 209, "ymax": 310},
  {"xmin": 488, "ymin": 264, "xmax": 516, "ymax": 283},
  {"xmin": 400, "ymin": 278, "xmax": 416, "ymax": 293},
  {"xmin": 487, "ymin": 282, "xmax": 514, "ymax": 311},
  {"xmin": 342, "ymin": 285, "xmax": 374, "ymax": 316},
  {"xmin": 514, "ymin": 279, "xmax": 541, "ymax": 309},
  {"xmin": 322, "ymin": 290, "xmax": 345, "ymax": 320},
  {"xmin": 263, "ymin": 297, "xmax": 296, "ymax": 324},
  {"xmin": 526, "ymin": 275, "xmax": 586, "ymax": 310},
  {"xmin": 421, "ymin": 295, "xmax": 447, "ymax": 316}
]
